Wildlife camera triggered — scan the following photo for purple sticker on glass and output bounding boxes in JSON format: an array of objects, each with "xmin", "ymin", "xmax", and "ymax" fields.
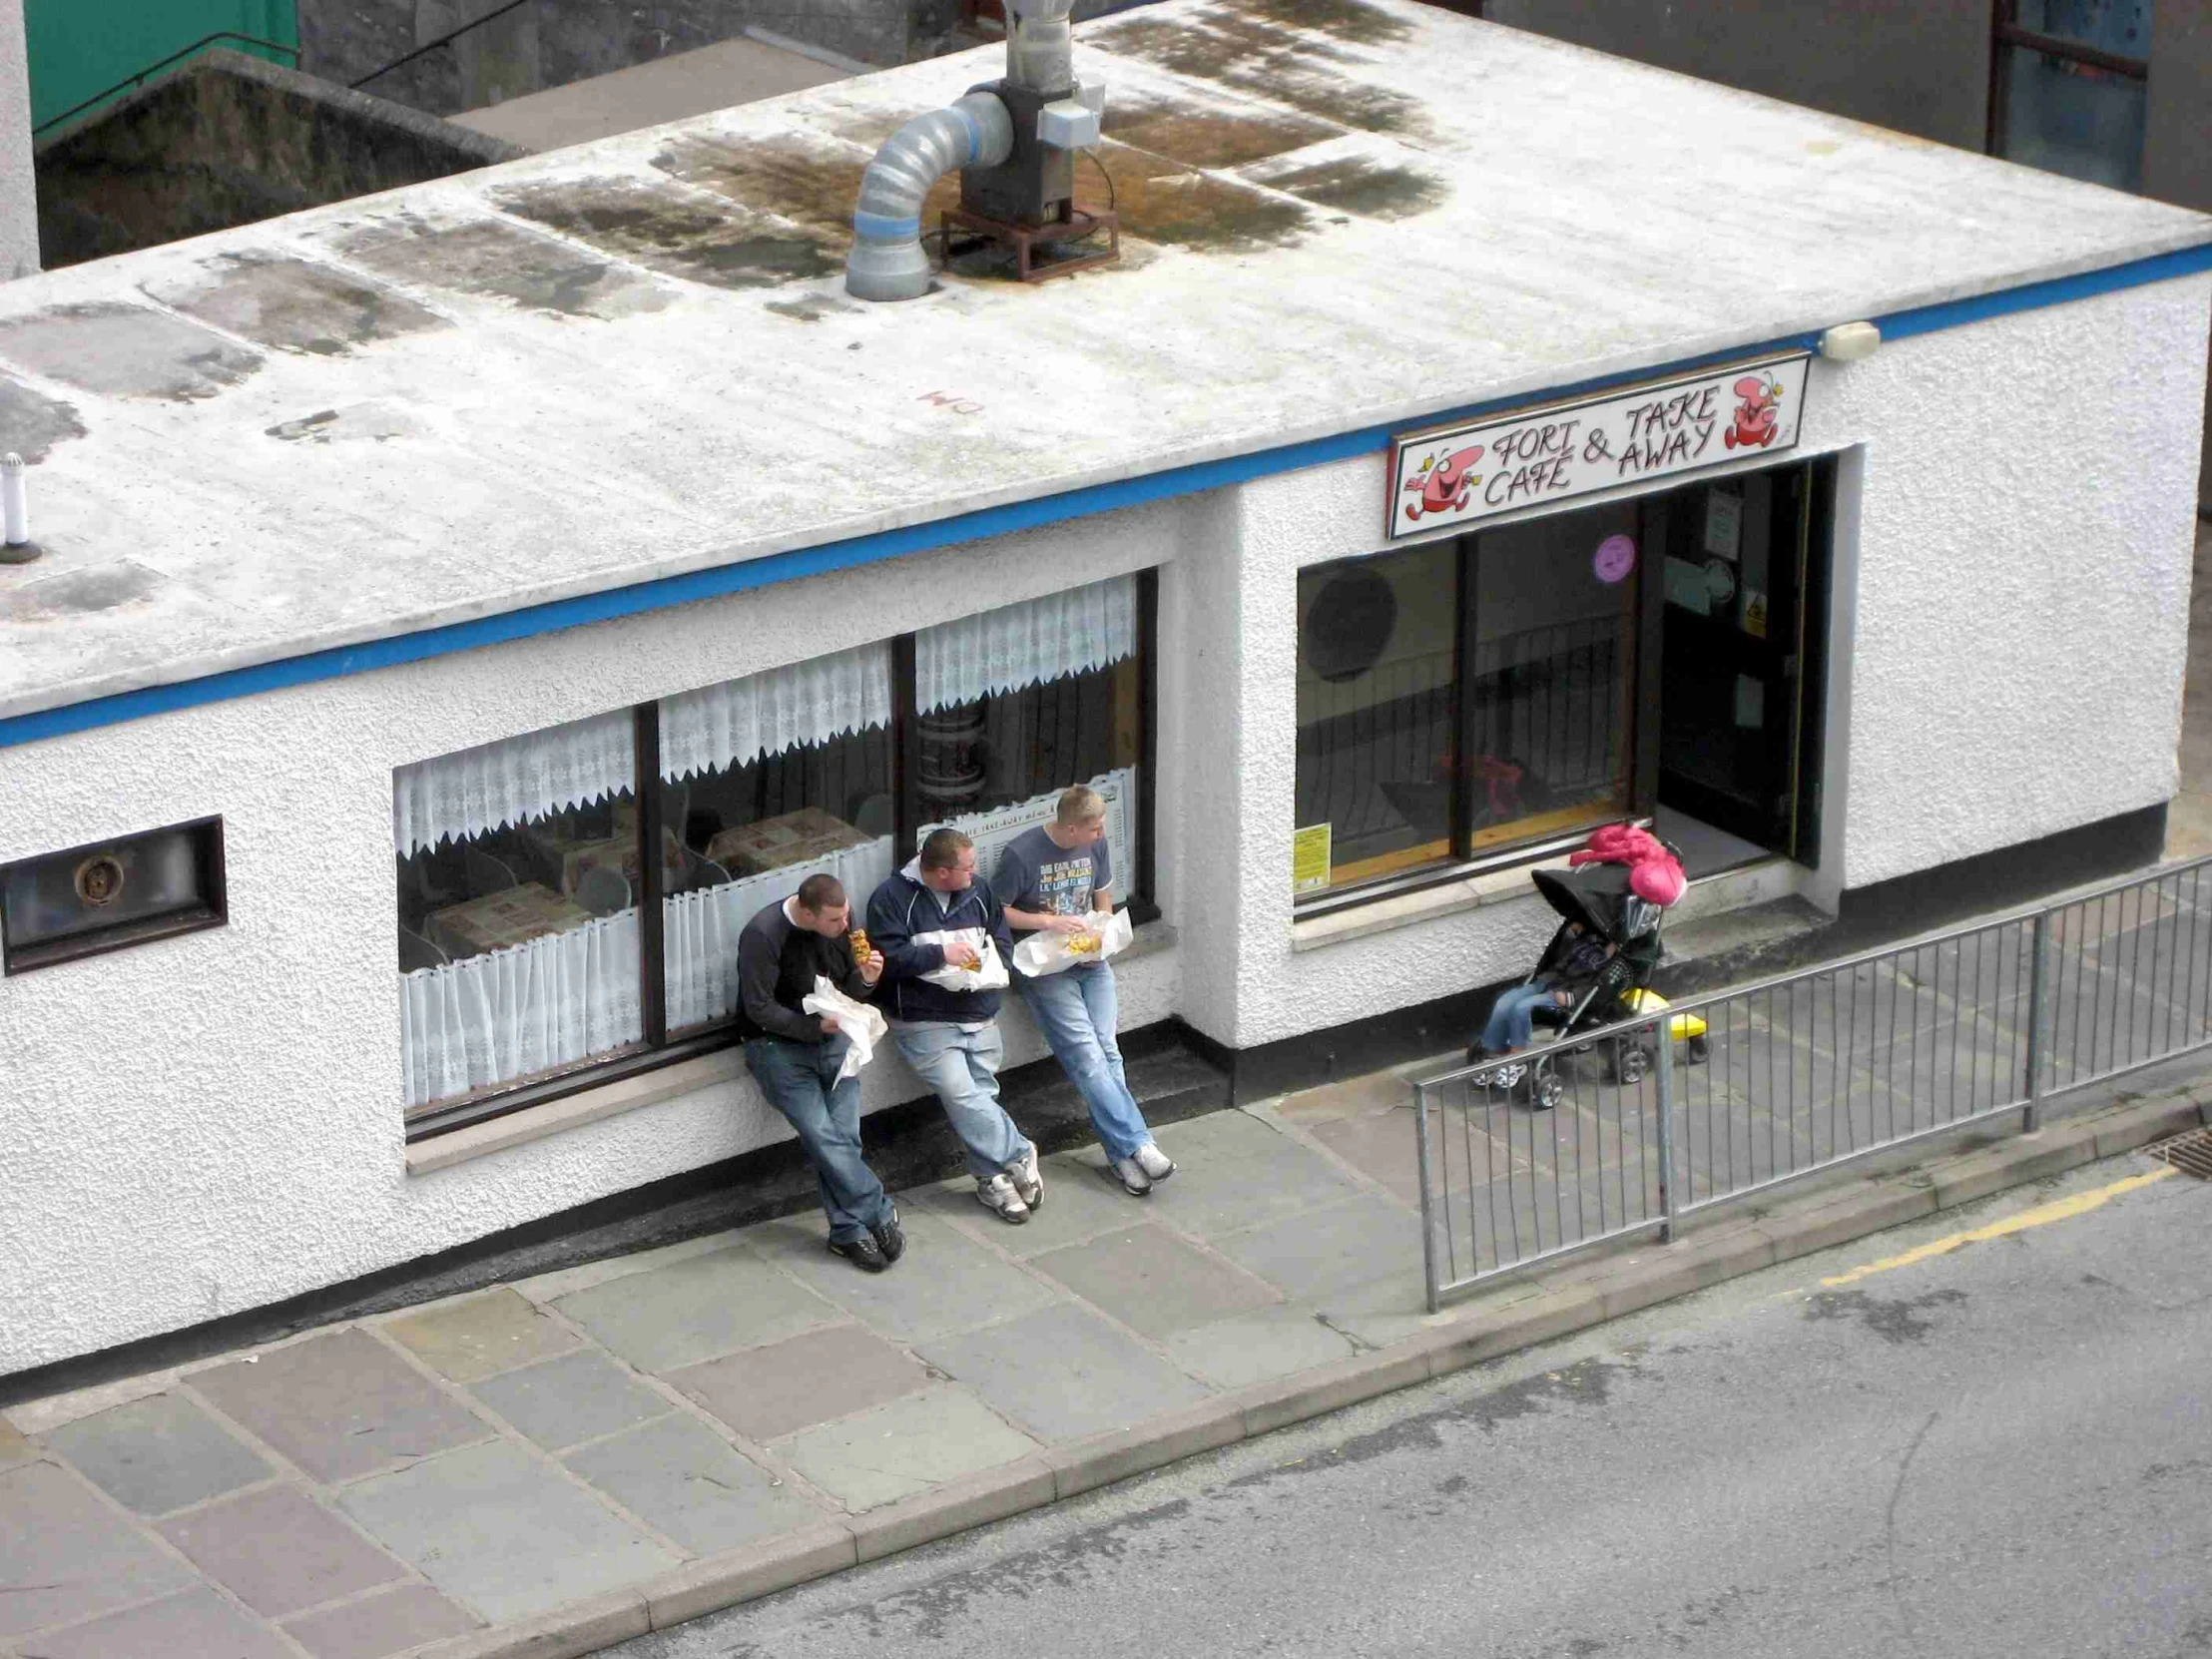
[{"xmin": 1593, "ymin": 534, "xmax": 1636, "ymax": 584}]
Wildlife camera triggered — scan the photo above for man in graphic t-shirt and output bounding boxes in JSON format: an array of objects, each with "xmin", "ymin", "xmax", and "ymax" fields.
[{"xmin": 992, "ymin": 785, "xmax": 1179, "ymax": 1196}]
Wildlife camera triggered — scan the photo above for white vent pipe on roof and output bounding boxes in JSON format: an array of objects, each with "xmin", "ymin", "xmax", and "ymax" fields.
[
  {"xmin": 845, "ymin": 0, "xmax": 1095, "ymax": 302},
  {"xmin": 846, "ymin": 91, "xmax": 1015, "ymax": 302}
]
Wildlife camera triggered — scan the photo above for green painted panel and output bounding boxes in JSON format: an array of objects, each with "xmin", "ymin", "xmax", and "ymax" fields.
[{"xmin": 27, "ymin": 0, "xmax": 300, "ymax": 133}]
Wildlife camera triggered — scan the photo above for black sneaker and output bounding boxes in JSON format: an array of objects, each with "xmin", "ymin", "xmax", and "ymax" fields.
[
  {"xmin": 871, "ymin": 1210, "xmax": 906, "ymax": 1264},
  {"xmin": 828, "ymin": 1234, "xmax": 889, "ymax": 1273}
]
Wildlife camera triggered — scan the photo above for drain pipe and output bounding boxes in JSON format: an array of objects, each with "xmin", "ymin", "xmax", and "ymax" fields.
[
  {"xmin": 845, "ymin": 92, "xmax": 1015, "ymax": 302},
  {"xmin": 845, "ymin": 0, "xmax": 1101, "ymax": 302}
]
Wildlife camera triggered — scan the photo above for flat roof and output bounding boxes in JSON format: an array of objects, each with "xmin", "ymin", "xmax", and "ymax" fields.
[{"xmin": 1, "ymin": 0, "xmax": 2207, "ymax": 732}]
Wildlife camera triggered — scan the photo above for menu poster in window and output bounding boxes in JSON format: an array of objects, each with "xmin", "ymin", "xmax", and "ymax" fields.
[
  {"xmin": 920, "ymin": 769, "xmax": 1136, "ymax": 908},
  {"xmin": 1386, "ymin": 353, "xmax": 1811, "ymax": 538},
  {"xmin": 1292, "ymin": 824, "xmax": 1333, "ymax": 893},
  {"xmin": 1703, "ymin": 489, "xmax": 1744, "ymax": 560}
]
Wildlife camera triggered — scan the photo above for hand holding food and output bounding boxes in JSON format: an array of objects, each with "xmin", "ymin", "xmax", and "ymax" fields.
[
  {"xmin": 1045, "ymin": 913, "xmax": 1091, "ymax": 935},
  {"xmin": 946, "ymin": 942, "xmax": 983, "ymax": 971}
]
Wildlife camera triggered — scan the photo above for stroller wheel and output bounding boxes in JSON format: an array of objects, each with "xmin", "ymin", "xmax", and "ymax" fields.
[
  {"xmin": 1611, "ymin": 1043, "xmax": 1652, "ymax": 1086},
  {"xmin": 1686, "ymin": 1034, "xmax": 1711, "ymax": 1064},
  {"xmin": 1531, "ymin": 1068, "xmax": 1566, "ymax": 1111}
]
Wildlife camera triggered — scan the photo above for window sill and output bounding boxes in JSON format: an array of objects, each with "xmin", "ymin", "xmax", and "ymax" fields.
[
  {"xmin": 1289, "ymin": 853, "xmax": 1571, "ymax": 953},
  {"xmin": 405, "ymin": 1047, "xmax": 750, "ymax": 1176}
]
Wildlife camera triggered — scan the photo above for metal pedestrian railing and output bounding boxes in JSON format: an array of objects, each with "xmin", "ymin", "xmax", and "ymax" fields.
[{"xmin": 1412, "ymin": 854, "xmax": 2212, "ymax": 1310}]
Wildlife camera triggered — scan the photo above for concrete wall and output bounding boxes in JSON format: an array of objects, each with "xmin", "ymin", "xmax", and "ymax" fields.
[
  {"xmin": 302, "ymin": 0, "xmax": 965, "ymax": 116},
  {"xmin": 1482, "ymin": 0, "xmax": 1990, "ymax": 155},
  {"xmin": 0, "ymin": 0, "xmax": 35, "ymax": 279},
  {"xmin": 33, "ymin": 51, "xmax": 521, "ymax": 270},
  {"xmin": 3, "ymin": 277, "xmax": 2205, "ymax": 1375}
]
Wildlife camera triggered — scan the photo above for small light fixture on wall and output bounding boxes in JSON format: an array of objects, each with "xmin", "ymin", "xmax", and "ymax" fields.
[
  {"xmin": 0, "ymin": 453, "xmax": 39, "ymax": 565},
  {"xmin": 1819, "ymin": 321, "xmax": 1882, "ymax": 363}
]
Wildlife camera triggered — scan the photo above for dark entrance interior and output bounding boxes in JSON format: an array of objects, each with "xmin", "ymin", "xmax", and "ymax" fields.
[{"xmin": 1643, "ymin": 456, "xmax": 1835, "ymax": 876}]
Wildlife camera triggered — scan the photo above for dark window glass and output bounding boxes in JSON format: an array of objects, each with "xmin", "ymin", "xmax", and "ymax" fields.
[
  {"xmin": 1994, "ymin": 0, "xmax": 2151, "ymax": 194},
  {"xmin": 912, "ymin": 578, "xmax": 1147, "ymax": 908},
  {"xmin": 1295, "ymin": 541, "xmax": 1458, "ymax": 890},
  {"xmin": 396, "ymin": 709, "xmax": 647, "ymax": 1117},
  {"xmin": 657, "ymin": 644, "xmax": 896, "ymax": 1037},
  {"xmin": 0, "ymin": 818, "xmax": 225, "ymax": 972}
]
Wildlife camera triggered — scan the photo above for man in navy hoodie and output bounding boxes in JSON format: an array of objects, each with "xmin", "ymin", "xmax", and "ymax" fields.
[{"xmin": 867, "ymin": 829, "xmax": 1042, "ymax": 1224}]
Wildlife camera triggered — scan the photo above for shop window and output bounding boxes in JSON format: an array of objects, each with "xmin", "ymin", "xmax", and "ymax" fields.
[
  {"xmin": 657, "ymin": 644, "xmax": 896, "ymax": 1036},
  {"xmin": 909, "ymin": 575, "xmax": 1150, "ymax": 911},
  {"xmin": 1989, "ymin": 0, "xmax": 2152, "ymax": 194},
  {"xmin": 0, "ymin": 817, "xmax": 225, "ymax": 973},
  {"xmin": 395, "ymin": 573, "xmax": 1157, "ymax": 1139},
  {"xmin": 395, "ymin": 709, "xmax": 648, "ymax": 1117},
  {"xmin": 1295, "ymin": 505, "xmax": 1643, "ymax": 903}
]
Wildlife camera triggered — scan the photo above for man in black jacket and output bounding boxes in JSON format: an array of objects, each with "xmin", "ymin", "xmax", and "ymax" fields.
[
  {"xmin": 866, "ymin": 830, "xmax": 1041, "ymax": 1225},
  {"xmin": 739, "ymin": 871, "xmax": 902, "ymax": 1272}
]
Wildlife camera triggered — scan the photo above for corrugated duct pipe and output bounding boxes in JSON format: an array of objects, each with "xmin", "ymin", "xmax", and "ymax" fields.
[{"xmin": 844, "ymin": 91, "xmax": 1014, "ymax": 302}]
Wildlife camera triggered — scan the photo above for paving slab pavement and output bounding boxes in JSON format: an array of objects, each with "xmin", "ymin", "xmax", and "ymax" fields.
[{"xmin": 3, "ymin": 1080, "xmax": 2206, "ymax": 1659}]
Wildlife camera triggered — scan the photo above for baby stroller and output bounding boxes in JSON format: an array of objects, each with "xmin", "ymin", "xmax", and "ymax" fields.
[{"xmin": 1469, "ymin": 842, "xmax": 1709, "ymax": 1109}]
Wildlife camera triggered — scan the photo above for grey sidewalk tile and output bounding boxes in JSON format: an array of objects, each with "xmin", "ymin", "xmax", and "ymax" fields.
[
  {"xmin": 281, "ymin": 1584, "xmax": 479, "ymax": 1659},
  {"xmin": 642, "ymin": 1520, "xmax": 857, "ymax": 1630},
  {"xmin": 916, "ymin": 1303, "xmax": 1214, "ymax": 1442},
  {"xmin": 1026, "ymin": 1224, "xmax": 1278, "ymax": 1339},
  {"xmin": 1209, "ymin": 1191, "xmax": 1426, "ymax": 1304},
  {"xmin": 1146, "ymin": 1110, "xmax": 1364, "ymax": 1236},
  {"xmin": 1160, "ymin": 1306, "xmax": 1362, "ymax": 1389},
  {"xmin": 41, "ymin": 1392, "xmax": 270, "ymax": 1516},
  {"xmin": 775, "ymin": 1385, "xmax": 1040, "ymax": 1511},
  {"xmin": 12, "ymin": 1588, "xmax": 295, "ymax": 1659},
  {"xmin": 0, "ymin": 1461, "xmax": 196, "ymax": 1638},
  {"xmin": 188, "ymin": 1329, "xmax": 489, "ymax": 1484},
  {"xmin": 1301, "ymin": 1106, "xmax": 1427, "ymax": 1209},
  {"xmin": 908, "ymin": 1160, "xmax": 1141, "ymax": 1257},
  {"xmin": 382, "ymin": 1289, "xmax": 580, "ymax": 1383},
  {"xmin": 553, "ymin": 1246, "xmax": 840, "ymax": 1375},
  {"xmin": 754, "ymin": 1213, "xmax": 1061, "ymax": 1344},
  {"xmin": 470, "ymin": 1351, "xmax": 672, "ymax": 1452},
  {"xmin": 847, "ymin": 1457, "xmax": 1058, "ymax": 1563},
  {"xmin": 562, "ymin": 1413, "xmax": 824, "ymax": 1556},
  {"xmin": 0, "ymin": 1419, "xmax": 36, "ymax": 1469},
  {"xmin": 670, "ymin": 1324, "xmax": 930, "ymax": 1443},
  {"xmin": 1313, "ymin": 1270, "xmax": 1441, "ymax": 1351},
  {"xmin": 336, "ymin": 1438, "xmax": 680, "ymax": 1625},
  {"xmin": 156, "ymin": 1483, "xmax": 404, "ymax": 1618}
]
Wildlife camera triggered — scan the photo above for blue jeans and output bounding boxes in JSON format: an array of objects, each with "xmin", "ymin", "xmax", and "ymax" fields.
[
  {"xmin": 1015, "ymin": 963, "xmax": 1152, "ymax": 1161},
  {"xmin": 888, "ymin": 1022, "xmax": 1032, "ymax": 1180},
  {"xmin": 745, "ymin": 1036, "xmax": 893, "ymax": 1244},
  {"xmin": 1479, "ymin": 981, "xmax": 1569, "ymax": 1053}
]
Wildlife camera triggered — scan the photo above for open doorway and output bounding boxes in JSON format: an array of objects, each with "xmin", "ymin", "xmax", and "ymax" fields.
[{"xmin": 1641, "ymin": 456, "xmax": 1834, "ymax": 877}]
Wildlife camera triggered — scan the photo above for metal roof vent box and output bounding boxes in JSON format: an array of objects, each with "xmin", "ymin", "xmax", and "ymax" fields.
[{"xmin": 846, "ymin": 0, "xmax": 1118, "ymax": 300}]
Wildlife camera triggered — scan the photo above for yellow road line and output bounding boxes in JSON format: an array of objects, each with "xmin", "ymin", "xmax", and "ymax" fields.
[{"xmin": 1818, "ymin": 1166, "xmax": 2178, "ymax": 1288}]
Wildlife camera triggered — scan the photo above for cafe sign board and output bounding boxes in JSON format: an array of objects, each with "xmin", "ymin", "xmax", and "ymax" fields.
[{"xmin": 1386, "ymin": 352, "xmax": 1812, "ymax": 539}]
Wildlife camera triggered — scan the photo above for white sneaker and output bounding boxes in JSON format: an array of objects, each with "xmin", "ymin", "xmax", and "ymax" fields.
[
  {"xmin": 1006, "ymin": 1146, "xmax": 1044, "ymax": 1210},
  {"xmin": 1131, "ymin": 1143, "xmax": 1176, "ymax": 1182},
  {"xmin": 976, "ymin": 1172, "xmax": 1030, "ymax": 1224},
  {"xmin": 1108, "ymin": 1155, "xmax": 1152, "ymax": 1196}
]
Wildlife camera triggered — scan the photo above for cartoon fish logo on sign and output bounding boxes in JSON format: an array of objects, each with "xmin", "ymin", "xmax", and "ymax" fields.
[
  {"xmin": 1723, "ymin": 373, "xmax": 1784, "ymax": 449},
  {"xmin": 1402, "ymin": 445, "xmax": 1484, "ymax": 519}
]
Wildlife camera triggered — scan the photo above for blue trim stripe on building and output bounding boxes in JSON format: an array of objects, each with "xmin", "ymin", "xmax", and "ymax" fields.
[{"xmin": 5, "ymin": 240, "xmax": 2210, "ymax": 754}]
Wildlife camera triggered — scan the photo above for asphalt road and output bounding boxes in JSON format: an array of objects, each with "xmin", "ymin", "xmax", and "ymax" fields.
[{"xmin": 616, "ymin": 1151, "xmax": 2212, "ymax": 1659}]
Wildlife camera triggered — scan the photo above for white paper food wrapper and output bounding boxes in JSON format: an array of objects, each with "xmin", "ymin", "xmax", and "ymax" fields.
[
  {"xmin": 801, "ymin": 975, "xmax": 888, "ymax": 1081},
  {"xmin": 914, "ymin": 927, "xmax": 1011, "ymax": 992},
  {"xmin": 1012, "ymin": 908, "xmax": 1134, "ymax": 977}
]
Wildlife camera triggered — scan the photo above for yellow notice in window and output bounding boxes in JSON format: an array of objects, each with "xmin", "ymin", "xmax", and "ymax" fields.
[{"xmin": 1293, "ymin": 824, "xmax": 1334, "ymax": 893}]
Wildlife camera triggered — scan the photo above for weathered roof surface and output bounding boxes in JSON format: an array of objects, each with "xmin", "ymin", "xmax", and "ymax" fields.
[{"xmin": 1, "ymin": 0, "xmax": 2206, "ymax": 725}]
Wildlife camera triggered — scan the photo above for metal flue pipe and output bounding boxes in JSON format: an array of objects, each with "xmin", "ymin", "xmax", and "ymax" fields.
[{"xmin": 844, "ymin": 91, "xmax": 1014, "ymax": 302}]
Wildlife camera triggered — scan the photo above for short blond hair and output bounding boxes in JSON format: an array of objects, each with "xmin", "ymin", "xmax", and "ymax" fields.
[{"xmin": 1055, "ymin": 786, "xmax": 1106, "ymax": 827}]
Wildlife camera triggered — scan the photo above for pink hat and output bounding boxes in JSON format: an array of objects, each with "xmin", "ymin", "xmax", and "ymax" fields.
[{"xmin": 1630, "ymin": 856, "xmax": 1687, "ymax": 907}]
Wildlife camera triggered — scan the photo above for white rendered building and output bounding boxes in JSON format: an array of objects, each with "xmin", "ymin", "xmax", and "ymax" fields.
[{"xmin": 1, "ymin": 0, "xmax": 2207, "ymax": 1381}]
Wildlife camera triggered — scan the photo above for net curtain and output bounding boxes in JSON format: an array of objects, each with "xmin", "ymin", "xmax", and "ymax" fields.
[
  {"xmin": 659, "ymin": 642, "xmax": 893, "ymax": 783},
  {"xmin": 916, "ymin": 575, "xmax": 1138, "ymax": 715},
  {"xmin": 393, "ymin": 709, "xmax": 635, "ymax": 858}
]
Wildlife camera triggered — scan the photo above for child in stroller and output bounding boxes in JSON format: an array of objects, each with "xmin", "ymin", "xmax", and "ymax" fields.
[{"xmin": 1463, "ymin": 828, "xmax": 1693, "ymax": 1104}]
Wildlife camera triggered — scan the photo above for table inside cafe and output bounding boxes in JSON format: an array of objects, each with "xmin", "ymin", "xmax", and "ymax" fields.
[{"xmin": 426, "ymin": 883, "xmax": 592, "ymax": 960}]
